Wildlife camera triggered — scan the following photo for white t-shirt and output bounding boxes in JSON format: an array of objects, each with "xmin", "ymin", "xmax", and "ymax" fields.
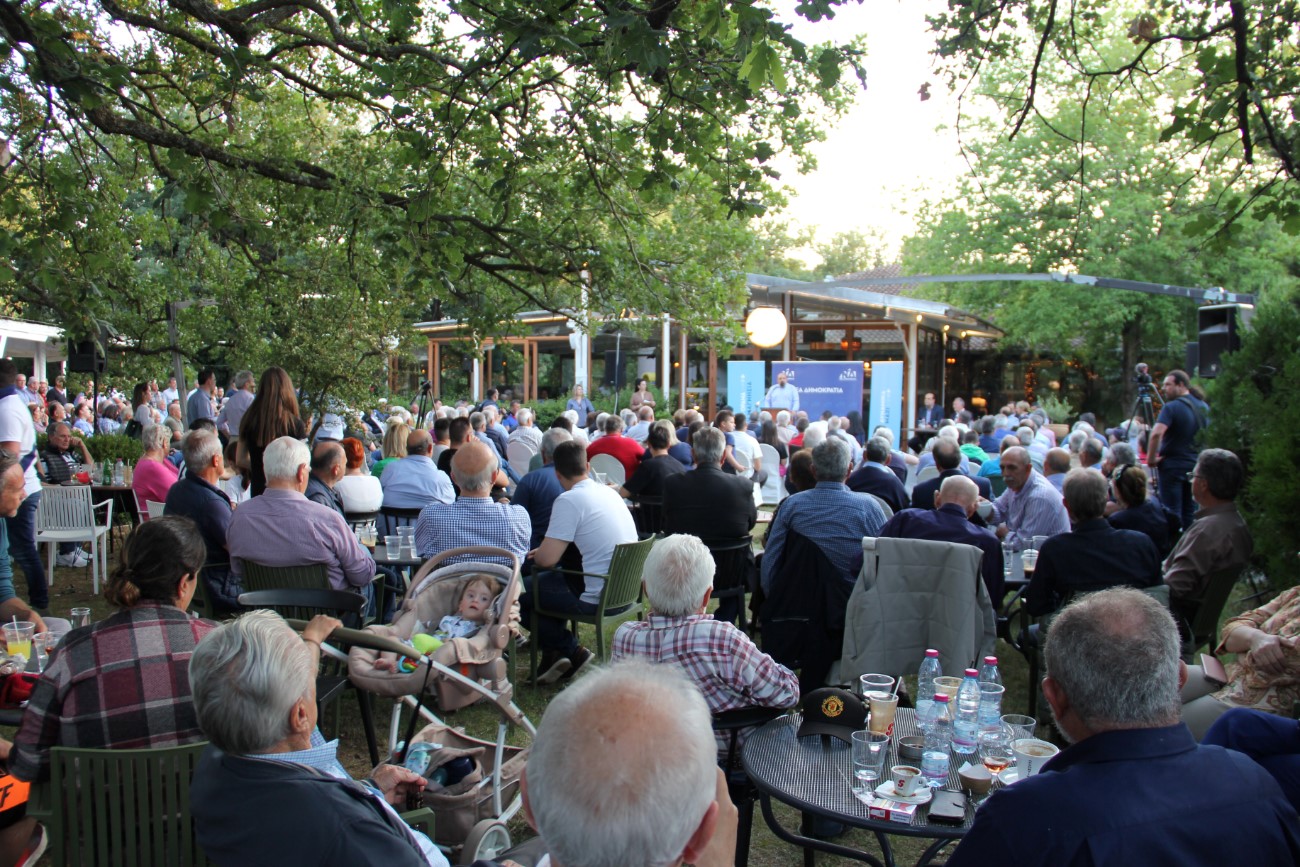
[
  {"xmin": 545, "ymin": 478, "xmax": 637, "ymax": 603},
  {"xmin": 0, "ymin": 393, "xmax": 40, "ymax": 496},
  {"xmin": 731, "ymin": 430, "xmax": 760, "ymax": 475}
]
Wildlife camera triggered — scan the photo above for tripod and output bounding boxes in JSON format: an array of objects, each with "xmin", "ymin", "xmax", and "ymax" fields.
[
  {"xmin": 415, "ymin": 381, "xmax": 434, "ymax": 429},
  {"xmin": 1124, "ymin": 383, "xmax": 1162, "ymax": 443}
]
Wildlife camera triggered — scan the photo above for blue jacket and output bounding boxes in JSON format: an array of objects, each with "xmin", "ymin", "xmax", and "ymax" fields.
[{"xmin": 948, "ymin": 724, "xmax": 1300, "ymax": 867}]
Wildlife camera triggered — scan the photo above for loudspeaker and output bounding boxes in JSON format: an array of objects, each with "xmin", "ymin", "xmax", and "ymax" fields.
[
  {"xmin": 1184, "ymin": 342, "xmax": 1199, "ymax": 377},
  {"xmin": 461, "ymin": 356, "xmax": 475, "ymax": 372},
  {"xmin": 67, "ymin": 339, "xmax": 106, "ymax": 373},
  {"xmin": 602, "ymin": 350, "xmax": 627, "ymax": 389},
  {"xmin": 1197, "ymin": 304, "xmax": 1250, "ymax": 378}
]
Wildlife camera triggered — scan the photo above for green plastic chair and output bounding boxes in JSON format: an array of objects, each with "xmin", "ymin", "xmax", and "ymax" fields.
[
  {"xmin": 1180, "ymin": 566, "xmax": 1243, "ymax": 661},
  {"xmin": 240, "ymin": 560, "xmax": 331, "ymax": 592},
  {"xmin": 529, "ymin": 536, "xmax": 656, "ymax": 682},
  {"xmin": 32, "ymin": 741, "xmax": 210, "ymax": 866}
]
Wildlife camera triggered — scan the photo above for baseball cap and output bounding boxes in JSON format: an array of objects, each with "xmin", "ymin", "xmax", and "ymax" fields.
[{"xmin": 797, "ymin": 687, "xmax": 866, "ymax": 743}]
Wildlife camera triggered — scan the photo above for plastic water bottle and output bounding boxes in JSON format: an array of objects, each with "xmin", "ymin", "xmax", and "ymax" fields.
[
  {"xmin": 952, "ymin": 668, "xmax": 981, "ymax": 756},
  {"xmin": 1002, "ymin": 540, "xmax": 1014, "ymax": 580},
  {"xmin": 917, "ymin": 649, "xmax": 942, "ymax": 726},
  {"xmin": 921, "ymin": 694, "xmax": 952, "ymax": 787},
  {"xmin": 979, "ymin": 656, "xmax": 1001, "ymax": 687},
  {"xmin": 113, "ymin": 459, "xmax": 125, "ymax": 486}
]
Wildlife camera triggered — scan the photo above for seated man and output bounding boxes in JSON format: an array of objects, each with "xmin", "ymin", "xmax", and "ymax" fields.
[
  {"xmin": 415, "ymin": 441, "xmax": 530, "ymax": 568},
  {"xmin": 164, "ymin": 429, "xmax": 239, "ymax": 612},
  {"xmin": 508, "ymin": 407, "xmax": 542, "ymax": 452},
  {"xmin": 911, "ymin": 438, "xmax": 992, "ymax": 510},
  {"xmin": 1163, "ymin": 448, "xmax": 1253, "ymax": 625},
  {"xmin": 510, "ymin": 428, "xmax": 571, "ymax": 553},
  {"xmin": 1026, "ymin": 469, "xmax": 1161, "ymax": 617},
  {"xmin": 1041, "ymin": 446, "xmax": 1071, "ymax": 493},
  {"xmin": 761, "ymin": 438, "xmax": 887, "ymax": 593},
  {"xmin": 522, "ymin": 441, "xmax": 637, "ymax": 683},
  {"xmin": 190, "ymin": 611, "xmax": 449, "ymax": 867},
  {"xmin": 227, "ymin": 437, "xmax": 376, "ymax": 606},
  {"xmin": 618, "ymin": 420, "xmax": 685, "ymax": 502},
  {"xmin": 380, "ymin": 429, "xmax": 455, "ymax": 510},
  {"xmin": 585, "ymin": 413, "xmax": 647, "ymax": 481},
  {"xmin": 612, "ymin": 535, "xmax": 798, "ymax": 755},
  {"xmin": 521, "ymin": 660, "xmax": 736, "ymax": 867},
  {"xmin": 947, "ymin": 588, "xmax": 1300, "ymax": 866},
  {"xmin": 304, "ymin": 440, "xmax": 346, "ymax": 517},
  {"xmin": 662, "ymin": 427, "xmax": 756, "ymax": 626},
  {"xmin": 845, "ymin": 436, "xmax": 908, "ymax": 514},
  {"xmin": 879, "ymin": 475, "xmax": 1003, "ymax": 603},
  {"xmin": 625, "ymin": 405, "xmax": 654, "ymax": 443},
  {"xmin": 984, "ymin": 446, "xmax": 1070, "ymax": 550}
]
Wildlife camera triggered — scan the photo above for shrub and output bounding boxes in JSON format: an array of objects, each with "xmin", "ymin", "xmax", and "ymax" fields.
[{"xmin": 1206, "ymin": 292, "xmax": 1300, "ymax": 589}]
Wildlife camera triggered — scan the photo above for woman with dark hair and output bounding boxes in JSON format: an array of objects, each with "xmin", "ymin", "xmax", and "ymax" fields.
[
  {"xmin": 759, "ymin": 419, "xmax": 789, "ymax": 462},
  {"xmin": 1107, "ymin": 465, "xmax": 1176, "ymax": 558},
  {"xmin": 0, "ymin": 516, "xmax": 216, "ymax": 863},
  {"xmin": 131, "ymin": 382, "xmax": 152, "ymax": 428},
  {"xmin": 236, "ymin": 367, "xmax": 306, "ymax": 496},
  {"xmin": 629, "ymin": 378, "xmax": 656, "ymax": 411},
  {"xmin": 335, "ymin": 436, "xmax": 383, "ymax": 513},
  {"xmin": 845, "ymin": 411, "xmax": 866, "ymax": 445}
]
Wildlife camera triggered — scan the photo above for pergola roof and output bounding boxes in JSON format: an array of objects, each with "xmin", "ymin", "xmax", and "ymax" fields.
[{"xmin": 1, "ymin": 318, "xmax": 66, "ymax": 362}]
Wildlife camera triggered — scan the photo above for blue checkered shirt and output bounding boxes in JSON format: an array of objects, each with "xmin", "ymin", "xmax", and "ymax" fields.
[
  {"xmin": 760, "ymin": 481, "xmax": 887, "ymax": 591},
  {"xmin": 415, "ymin": 496, "xmax": 531, "ymax": 568}
]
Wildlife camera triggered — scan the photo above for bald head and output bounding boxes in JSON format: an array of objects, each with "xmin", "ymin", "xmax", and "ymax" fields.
[
  {"xmin": 310, "ymin": 441, "xmax": 345, "ymax": 483},
  {"xmin": 451, "ymin": 440, "xmax": 497, "ymax": 495},
  {"xmin": 936, "ymin": 475, "xmax": 979, "ymax": 514},
  {"xmin": 1044, "ymin": 447, "xmax": 1072, "ymax": 476},
  {"xmin": 406, "ymin": 428, "xmax": 433, "ymax": 456}
]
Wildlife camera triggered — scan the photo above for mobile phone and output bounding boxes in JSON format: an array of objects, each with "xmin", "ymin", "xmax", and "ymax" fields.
[
  {"xmin": 928, "ymin": 789, "xmax": 968, "ymax": 824},
  {"xmin": 1201, "ymin": 654, "xmax": 1228, "ymax": 686}
]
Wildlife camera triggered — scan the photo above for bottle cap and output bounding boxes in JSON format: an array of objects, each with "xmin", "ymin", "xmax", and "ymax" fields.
[
  {"xmin": 925, "ymin": 649, "xmax": 939, "ymax": 657},
  {"xmin": 935, "ymin": 693, "xmax": 950, "ymax": 703},
  {"xmin": 984, "ymin": 656, "xmax": 998, "ymax": 665},
  {"xmin": 965, "ymin": 669, "xmax": 978, "ymax": 677}
]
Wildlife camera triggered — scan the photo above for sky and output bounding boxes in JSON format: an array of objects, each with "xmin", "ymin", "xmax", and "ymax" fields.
[{"xmin": 772, "ymin": 0, "xmax": 970, "ymax": 262}]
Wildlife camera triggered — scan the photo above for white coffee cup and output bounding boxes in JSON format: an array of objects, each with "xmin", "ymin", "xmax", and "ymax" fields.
[
  {"xmin": 1012, "ymin": 738, "xmax": 1059, "ymax": 777},
  {"xmin": 976, "ymin": 500, "xmax": 993, "ymax": 519},
  {"xmin": 891, "ymin": 764, "xmax": 922, "ymax": 796}
]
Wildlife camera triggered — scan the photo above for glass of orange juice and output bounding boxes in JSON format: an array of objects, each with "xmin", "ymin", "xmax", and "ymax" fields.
[{"xmin": 3, "ymin": 621, "xmax": 35, "ymax": 662}]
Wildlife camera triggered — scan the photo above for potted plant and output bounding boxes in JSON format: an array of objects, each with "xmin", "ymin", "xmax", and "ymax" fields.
[{"xmin": 1037, "ymin": 393, "xmax": 1074, "ymax": 442}]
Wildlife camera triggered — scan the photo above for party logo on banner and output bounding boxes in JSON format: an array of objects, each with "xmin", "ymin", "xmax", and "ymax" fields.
[{"xmin": 781, "ymin": 362, "xmax": 864, "ymax": 420}]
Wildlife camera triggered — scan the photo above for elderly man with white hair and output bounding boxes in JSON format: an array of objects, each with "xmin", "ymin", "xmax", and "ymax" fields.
[
  {"xmin": 508, "ymin": 406, "xmax": 542, "ymax": 451},
  {"xmin": 612, "ymin": 535, "xmax": 798, "ymax": 756},
  {"xmin": 521, "ymin": 659, "xmax": 738, "ymax": 867},
  {"xmin": 226, "ymin": 436, "xmax": 377, "ymax": 605},
  {"xmin": 189, "ymin": 611, "xmax": 449, "ymax": 866}
]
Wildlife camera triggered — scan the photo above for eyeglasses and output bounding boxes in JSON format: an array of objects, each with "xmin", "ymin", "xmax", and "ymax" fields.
[{"xmin": 1185, "ymin": 471, "xmax": 1200, "ymax": 481}]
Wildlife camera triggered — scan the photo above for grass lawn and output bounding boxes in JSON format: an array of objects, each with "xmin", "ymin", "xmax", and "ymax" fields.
[{"xmin": 30, "ymin": 529, "xmax": 1258, "ymax": 867}]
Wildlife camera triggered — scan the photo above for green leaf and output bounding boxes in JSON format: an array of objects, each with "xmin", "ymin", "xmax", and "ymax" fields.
[{"xmin": 739, "ymin": 41, "xmax": 786, "ymax": 93}]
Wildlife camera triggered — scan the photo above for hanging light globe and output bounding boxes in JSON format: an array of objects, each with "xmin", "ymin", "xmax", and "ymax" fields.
[{"xmin": 745, "ymin": 307, "xmax": 787, "ymax": 348}]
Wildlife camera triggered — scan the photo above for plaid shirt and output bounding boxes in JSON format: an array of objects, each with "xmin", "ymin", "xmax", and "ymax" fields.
[
  {"xmin": 414, "ymin": 496, "xmax": 531, "ymax": 568},
  {"xmin": 612, "ymin": 614, "xmax": 799, "ymax": 754},
  {"xmin": 9, "ymin": 602, "xmax": 216, "ymax": 782}
]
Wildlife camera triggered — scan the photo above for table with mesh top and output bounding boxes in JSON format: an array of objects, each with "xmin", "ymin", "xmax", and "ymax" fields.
[{"xmin": 742, "ymin": 709, "xmax": 981, "ymax": 867}]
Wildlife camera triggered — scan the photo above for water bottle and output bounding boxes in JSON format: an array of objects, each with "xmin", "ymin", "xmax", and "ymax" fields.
[
  {"xmin": 917, "ymin": 649, "xmax": 942, "ymax": 724},
  {"xmin": 113, "ymin": 459, "xmax": 125, "ymax": 486},
  {"xmin": 1002, "ymin": 540, "xmax": 1014, "ymax": 581},
  {"xmin": 921, "ymin": 693, "xmax": 952, "ymax": 787},
  {"xmin": 952, "ymin": 668, "xmax": 981, "ymax": 756},
  {"xmin": 979, "ymin": 656, "xmax": 1001, "ymax": 687}
]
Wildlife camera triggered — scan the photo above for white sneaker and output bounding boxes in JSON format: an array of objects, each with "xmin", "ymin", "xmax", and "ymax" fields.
[
  {"xmin": 73, "ymin": 550, "xmax": 91, "ymax": 566},
  {"xmin": 56, "ymin": 551, "xmax": 81, "ymax": 567}
]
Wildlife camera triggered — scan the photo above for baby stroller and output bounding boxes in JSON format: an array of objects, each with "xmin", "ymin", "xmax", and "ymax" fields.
[{"xmin": 344, "ymin": 546, "xmax": 535, "ymax": 863}]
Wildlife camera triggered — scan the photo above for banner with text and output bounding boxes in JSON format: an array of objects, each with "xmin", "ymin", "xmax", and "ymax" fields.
[
  {"xmin": 725, "ymin": 361, "xmax": 767, "ymax": 416},
  {"xmin": 773, "ymin": 361, "xmax": 864, "ymax": 420},
  {"xmin": 867, "ymin": 361, "xmax": 904, "ymax": 445}
]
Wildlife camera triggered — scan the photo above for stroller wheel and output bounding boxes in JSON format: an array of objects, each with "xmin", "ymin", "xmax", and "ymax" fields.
[{"xmin": 464, "ymin": 819, "xmax": 512, "ymax": 862}]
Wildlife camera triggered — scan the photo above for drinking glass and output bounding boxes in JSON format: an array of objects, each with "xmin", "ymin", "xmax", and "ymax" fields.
[
  {"xmin": 1000, "ymin": 714, "xmax": 1036, "ymax": 741},
  {"xmin": 851, "ymin": 731, "xmax": 889, "ymax": 799},
  {"xmin": 70, "ymin": 607, "xmax": 92, "ymax": 628},
  {"xmin": 385, "ymin": 535, "xmax": 402, "ymax": 559},
  {"xmin": 978, "ymin": 728, "xmax": 1015, "ymax": 790},
  {"xmin": 859, "ymin": 673, "xmax": 895, "ymax": 699},
  {"xmin": 3, "ymin": 622, "xmax": 34, "ymax": 663}
]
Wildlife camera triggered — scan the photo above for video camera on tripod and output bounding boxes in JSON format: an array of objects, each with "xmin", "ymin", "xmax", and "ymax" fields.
[{"xmin": 1123, "ymin": 363, "xmax": 1163, "ymax": 441}]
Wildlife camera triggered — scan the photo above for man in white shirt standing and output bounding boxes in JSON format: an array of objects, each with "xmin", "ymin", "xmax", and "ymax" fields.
[
  {"xmin": 523, "ymin": 440, "xmax": 637, "ymax": 684},
  {"xmin": 0, "ymin": 361, "xmax": 48, "ymax": 613}
]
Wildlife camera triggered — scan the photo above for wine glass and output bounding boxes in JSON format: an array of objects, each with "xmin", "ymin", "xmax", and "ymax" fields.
[{"xmin": 977, "ymin": 728, "xmax": 1015, "ymax": 797}]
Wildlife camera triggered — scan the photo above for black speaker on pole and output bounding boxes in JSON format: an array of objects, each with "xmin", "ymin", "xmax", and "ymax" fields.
[
  {"xmin": 67, "ymin": 338, "xmax": 106, "ymax": 373},
  {"xmin": 602, "ymin": 350, "xmax": 627, "ymax": 389},
  {"xmin": 1197, "ymin": 304, "xmax": 1249, "ymax": 378},
  {"xmin": 1184, "ymin": 342, "xmax": 1199, "ymax": 377}
]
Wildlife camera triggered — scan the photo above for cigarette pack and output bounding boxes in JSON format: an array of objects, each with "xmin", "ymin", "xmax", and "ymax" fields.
[{"xmin": 867, "ymin": 796, "xmax": 919, "ymax": 825}]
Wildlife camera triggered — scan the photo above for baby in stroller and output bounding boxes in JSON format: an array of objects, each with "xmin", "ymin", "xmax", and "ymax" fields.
[{"xmin": 375, "ymin": 576, "xmax": 500, "ymax": 671}]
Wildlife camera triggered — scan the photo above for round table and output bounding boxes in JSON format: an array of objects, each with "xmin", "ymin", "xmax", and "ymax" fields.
[{"xmin": 742, "ymin": 709, "xmax": 990, "ymax": 867}]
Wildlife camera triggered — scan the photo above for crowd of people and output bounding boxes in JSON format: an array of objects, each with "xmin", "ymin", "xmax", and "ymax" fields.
[{"xmin": 0, "ymin": 356, "xmax": 1291, "ymax": 867}]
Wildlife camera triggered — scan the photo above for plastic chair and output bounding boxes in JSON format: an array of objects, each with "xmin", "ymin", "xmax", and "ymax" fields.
[
  {"xmin": 146, "ymin": 499, "xmax": 167, "ymax": 520},
  {"xmin": 1179, "ymin": 566, "xmax": 1243, "ymax": 661},
  {"xmin": 758, "ymin": 444, "xmax": 784, "ymax": 505},
  {"xmin": 631, "ymin": 493, "xmax": 665, "ymax": 536},
  {"xmin": 239, "ymin": 560, "xmax": 331, "ymax": 593},
  {"xmin": 987, "ymin": 472, "xmax": 1007, "ymax": 496},
  {"xmin": 379, "ymin": 504, "xmax": 422, "ymax": 536},
  {"xmin": 914, "ymin": 465, "xmax": 940, "ymax": 485},
  {"xmin": 239, "ymin": 588, "xmax": 380, "ymax": 765},
  {"xmin": 344, "ymin": 510, "xmax": 380, "ymax": 533},
  {"xmin": 732, "ymin": 447, "xmax": 753, "ymax": 479},
  {"xmin": 506, "ymin": 439, "xmax": 536, "ymax": 479},
  {"xmin": 704, "ymin": 536, "xmax": 754, "ymax": 634},
  {"xmin": 714, "ymin": 707, "xmax": 784, "ymax": 867},
  {"xmin": 529, "ymin": 536, "xmax": 655, "ymax": 681},
  {"xmin": 32, "ymin": 741, "xmax": 210, "ymax": 866},
  {"xmin": 36, "ymin": 484, "xmax": 112, "ymax": 593},
  {"xmin": 588, "ymin": 453, "xmax": 625, "ymax": 488}
]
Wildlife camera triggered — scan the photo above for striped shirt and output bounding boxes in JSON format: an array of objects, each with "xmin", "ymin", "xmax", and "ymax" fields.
[
  {"xmin": 988, "ymin": 469, "xmax": 1071, "ymax": 550},
  {"xmin": 760, "ymin": 481, "xmax": 887, "ymax": 591},
  {"xmin": 414, "ymin": 496, "xmax": 531, "ymax": 568}
]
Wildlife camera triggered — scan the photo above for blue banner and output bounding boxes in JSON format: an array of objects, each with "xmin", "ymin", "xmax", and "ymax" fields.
[
  {"xmin": 868, "ymin": 361, "xmax": 904, "ymax": 445},
  {"xmin": 725, "ymin": 361, "xmax": 767, "ymax": 416},
  {"xmin": 774, "ymin": 361, "xmax": 864, "ymax": 420}
]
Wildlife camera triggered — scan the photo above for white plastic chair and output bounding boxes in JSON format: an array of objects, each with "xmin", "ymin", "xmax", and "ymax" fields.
[
  {"xmin": 732, "ymin": 447, "xmax": 753, "ymax": 479},
  {"xmin": 506, "ymin": 439, "xmax": 536, "ymax": 479},
  {"xmin": 758, "ymin": 443, "xmax": 785, "ymax": 505},
  {"xmin": 915, "ymin": 465, "xmax": 941, "ymax": 485},
  {"xmin": 36, "ymin": 485, "xmax": 112, "ymax": 594},
  {"xmin": 146, "ymin": 500, "xmax": 167, "ymax": 520},
  {"xmin": 589, "ymin": 453, "xmax": 626, "ymax": 488}
]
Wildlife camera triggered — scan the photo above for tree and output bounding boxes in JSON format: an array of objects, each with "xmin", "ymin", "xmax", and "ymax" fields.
[
  {"xmin": 0, "ymin": 0, "xmax": 867, "ymax": 342},
  {"xmin": 815, "ymin": 228, "xmax": 889, "ymax": 279},
  {"xmin": 925, "ymin": 0, "xmax": 1300, "ymax": 241}
]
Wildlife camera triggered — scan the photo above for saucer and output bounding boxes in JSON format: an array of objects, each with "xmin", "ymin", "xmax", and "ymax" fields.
[
  {"xmin": 874, "ymin": 781, "xmax": 934, "ymax": 805},
  {"xmin": 997, "ymin": 767, "xmax": 1032, "ymax": 786}
]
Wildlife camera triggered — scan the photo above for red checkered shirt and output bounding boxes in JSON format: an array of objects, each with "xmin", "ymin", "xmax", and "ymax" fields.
[
  {"xmin": 9, "ymin": 602, "xmax": 216, "ymax": 782},
  {"xmin": 612, "ymin": 614, "xmax": 799, "ymax": 755}
]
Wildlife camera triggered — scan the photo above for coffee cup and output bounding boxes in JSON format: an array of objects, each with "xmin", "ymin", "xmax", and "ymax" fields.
[
  {"xmin": 976, "ymin": 500, "xmax": 993, "ymax": 519},
  {"xmin": 891, "ymin": 764, "xmax": 922, "ymax": 796},
  {"xmin": 1012, "ymin": 737, "xmax": 1059, "ymax": 777}
]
